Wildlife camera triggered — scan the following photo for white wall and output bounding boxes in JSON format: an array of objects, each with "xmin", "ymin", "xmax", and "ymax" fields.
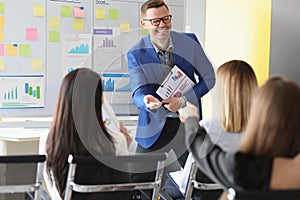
[{"xmin": 185, "ymin": 0, "xmax": 206, "ymax": 45}]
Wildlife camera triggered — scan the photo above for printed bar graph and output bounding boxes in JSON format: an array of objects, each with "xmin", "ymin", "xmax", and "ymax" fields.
[
  {"xmin": 102, "ymin": 73, "xmax": 131, "ymax": 92},
  {"xmin": 102, "ymin": 78, "xmax": 114, "ymax": 91},
  {"xmin": 0, "ymin": 75, "xmax": 44, "ymax": 108},
  {"xmin": 68, "ymin": 43, "xmax": 89, "ymax": 54},
  {"xmin": 101, "ymin": 38, "xmax": 116, "ymax": 48},
  {"xmin": 4, "ymin": 87, "xmax": 18, "ymax": 100},
  {"xmin": 25, "ymin": 83, "xmax": 41, "ymax": 99}
]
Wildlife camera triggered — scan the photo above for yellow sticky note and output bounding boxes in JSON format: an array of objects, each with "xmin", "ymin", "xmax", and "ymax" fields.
[
  {"xmin": 120, "ymin": 22, "xmax": 130, "ymax": 32},
  {"xmin": 49, "ymin": 16, "xmax": 60, "ymax": 28},
  {"xmin": 0, "ymin": 16, "xmax": 4, "ymax": 29},
  {"xmin": 19, "ymin": 44, "xmax": 31, "ymax": 57},
  {"xmin": 61, "ymin": 5, "xmax": 72, "ymax": 17},
  {"xmin": 6, "ymin": 44, "xmax": 18, "ymax": 56},
  {"xmin": 49, "ymin": 30, "xmax": 60, "ymax": 42},
  {"xmin": 109, "ymin": 9, "xmax": 118, "ymax": 20},
  {"xmin": 0, "ymin": 30, "xmax": 4, "ymax": 42},
  {"xmin": 34, "ymin": 4, "xmax": 45, "ymax": 17},
  {"xmin": 0, "ymin": 57, "xmax": 4, "ymax": 70},
  {"xmin": 73, "ymin": 18, "xmax": 84, "ymax": 30},
  {"xmin": 32, "ymin": 58, "xmax": 43, "ymax": 70},
  {"xmin": 95, "ymin": 8, "xmax": 106, "ymax": 20},
  {"xmin": 0, "ymin": 2, "xmax": 5, "ymax": 15}
]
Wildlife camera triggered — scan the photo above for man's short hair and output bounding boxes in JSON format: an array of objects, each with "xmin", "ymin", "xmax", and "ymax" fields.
[{"xmin": 141, "ymin": 0, "xmax": 169, "ymax": 17}]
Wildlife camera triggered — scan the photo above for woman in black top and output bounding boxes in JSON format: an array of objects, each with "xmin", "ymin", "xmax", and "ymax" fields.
[{"xmin": 180, "ymin": 77, "xmax": 300, "ymax": 191}]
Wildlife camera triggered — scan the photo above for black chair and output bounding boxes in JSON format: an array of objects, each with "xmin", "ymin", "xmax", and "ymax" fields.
[
  {"xmin": 0, "ymin": 154, "xmax": 46, "ymax": 200},
  {"xmin": 162, "ymin": 152, "xmax": 223, "ymax": 200},
  {"xmin": 64, "ymin": 153, "xmax": 168, "ymax": 200},
  {"xmin": 227, "ymin": 187, "xmax": 300, "ymax": 200},
  {"xmin": 185, "ymin": 158, "xmax": 223, "ymax": 199}
]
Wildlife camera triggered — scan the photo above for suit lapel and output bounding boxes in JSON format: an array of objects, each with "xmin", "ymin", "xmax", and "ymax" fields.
[
  {"xmin": 171, "ymin": 32, "xmax": 185, "ymax": 69},
  {"xmin": 140, "ymin": 37, "xmax": 164, "ymax": 84}
]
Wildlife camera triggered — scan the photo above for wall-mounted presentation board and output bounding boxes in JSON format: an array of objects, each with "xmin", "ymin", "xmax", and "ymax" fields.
[
  {"xmin": 0, "ymin": 0, "xmax": 185, "ymax": 117},
  {"xmin": 0, "ymin": 0, "xmax": 47, "ymax": 117}
]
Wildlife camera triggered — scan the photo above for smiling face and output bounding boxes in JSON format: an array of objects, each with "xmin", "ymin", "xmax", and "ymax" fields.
[{"xmin": 141, "ymin": 6, "xmax": 172, "ymax": 49}]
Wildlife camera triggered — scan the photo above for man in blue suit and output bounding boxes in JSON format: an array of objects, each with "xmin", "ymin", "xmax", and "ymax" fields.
[{"xmin": 127, "ymin": 0, "xmax": 215, "ymax": 195}]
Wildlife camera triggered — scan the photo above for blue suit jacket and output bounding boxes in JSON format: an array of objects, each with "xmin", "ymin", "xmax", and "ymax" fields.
[{"xmin": 127, "ymin": 31, "xmax": 215, "ymax": 148}]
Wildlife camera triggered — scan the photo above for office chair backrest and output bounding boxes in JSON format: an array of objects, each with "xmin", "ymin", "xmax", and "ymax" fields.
[
  {"xmin": 184, "ymin": 153, "xmax": 223, "ymax": 200},
  {"xmin": 0, "ymin": 154, "xmax": 46, "ymax": 200},
  {"xmin": 64, "ymin": 153, "xmax": 168, "ymax": 200},
  {"xmin": 227, "ymin": 187, "xmax": 300, "ymax": 200}
]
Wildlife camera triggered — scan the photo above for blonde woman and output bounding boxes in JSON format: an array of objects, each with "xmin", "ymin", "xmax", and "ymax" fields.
[{"xmin": 200, "ymin": 60, "xmax": 258, "ymax": 152}]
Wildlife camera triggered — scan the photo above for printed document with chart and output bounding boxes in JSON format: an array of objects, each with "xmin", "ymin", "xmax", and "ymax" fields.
[{"xmin": 156, "ymin": 65, "xmax": 195, "ymax": 99}]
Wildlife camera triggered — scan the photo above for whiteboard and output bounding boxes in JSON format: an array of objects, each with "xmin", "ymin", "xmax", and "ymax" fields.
[
  {"xmin": 0, "ymin": 0, "xmax": 185, "ymax": 117},
  {"xmin": 0, "ymin": 0, "xmax": 47, "ymax": 117}
]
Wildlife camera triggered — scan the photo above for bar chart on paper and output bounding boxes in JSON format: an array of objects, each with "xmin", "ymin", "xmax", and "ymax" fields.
[
  {"xmin": 100, "ymin": 38, "xmax": 117, "ymax": 48},
  {"xmin": 94, "ymin": 28, "xmax": 119, "ymax": 49},
  {"xmin": 0, "ymin": 75, "xmax": 45, "ymax": 109},
  {"xmin": 101, "ymin": 73, "xmax": 132, "ymax": 104},
  {"xmin": 102, "ymin": 73, "xmax": 131, "ymax": 92},
  {"xmin": 68, "ymin": 43, "xmax": 90, "ymax": 54},
  {"xmin": 63, "ymin": 33, "xmax": 92, "ymax": 74}
]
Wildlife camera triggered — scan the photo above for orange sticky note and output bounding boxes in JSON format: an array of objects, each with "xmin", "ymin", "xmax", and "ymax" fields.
[
  {"xmin": 73, "ymin": 6, "xmax": 85, "ymax": 18},
  {"xmin": 0, "ymin": 30, "xmax": 4, "ymax": 42},
  {"xmin": 26, "ymin": 28, "xmax": 38, "ymax": 41},
  {"xmin": 6, "ymin": 44, "xmax": 18, "ymax": 56},
  {"xmin": 0, "ymin": 16, "xmax": 4, "ymax": 28}
]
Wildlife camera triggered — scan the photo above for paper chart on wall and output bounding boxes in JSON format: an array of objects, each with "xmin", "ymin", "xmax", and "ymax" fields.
[
  {"xmin": 62, "ymin": 33, "xmax": 92, "ymax": 74},
  {"xmin": 101, "ymin": 73, "xmax": 132, "ymax": 104},
  {"xmin": 93, "ymin": 27, "xmax": 122, "ymax": 72},
  {"xmin": 0, "ymin": 75, "xmax": 45, "ymax": 109}
]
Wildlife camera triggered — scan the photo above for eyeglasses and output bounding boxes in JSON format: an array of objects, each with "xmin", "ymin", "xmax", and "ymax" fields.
[{"xmin": 143, "ymin": 15, "xmax": 172, "ymax": 26}]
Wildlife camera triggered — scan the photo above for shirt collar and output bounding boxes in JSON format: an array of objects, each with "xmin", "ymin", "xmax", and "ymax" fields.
[{"xmin": 151, "ymin": 38, "xmax": 173, "ymax": 54}]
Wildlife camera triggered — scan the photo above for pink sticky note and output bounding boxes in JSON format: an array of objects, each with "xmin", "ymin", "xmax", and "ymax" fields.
[
  {"xmin": 0, "ymin": 44, "xmax": 4, "ymax": 56},
  {"xmin": 73, "ymin": 6, "xmax": 84, "ymax": 18},
  {"xmin": 26, "ymin": 28, "xmax": 38, "ymax": 41}
]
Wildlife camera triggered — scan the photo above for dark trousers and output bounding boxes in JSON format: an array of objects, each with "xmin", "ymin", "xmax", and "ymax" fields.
[{"xmin": 131, "ymin": 118, "xmax": 189, "ymax": 200}]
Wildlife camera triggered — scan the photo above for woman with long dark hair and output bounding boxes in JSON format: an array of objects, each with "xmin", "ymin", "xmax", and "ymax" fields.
[{"xmin": 44, "ymin": 68, "xmax": 132, "ymax": 198}]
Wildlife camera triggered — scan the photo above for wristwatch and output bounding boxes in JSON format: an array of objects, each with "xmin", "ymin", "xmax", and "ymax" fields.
[{"xmin": 178, "ymin": 96, "xmax": 187, "ymax": 108}]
